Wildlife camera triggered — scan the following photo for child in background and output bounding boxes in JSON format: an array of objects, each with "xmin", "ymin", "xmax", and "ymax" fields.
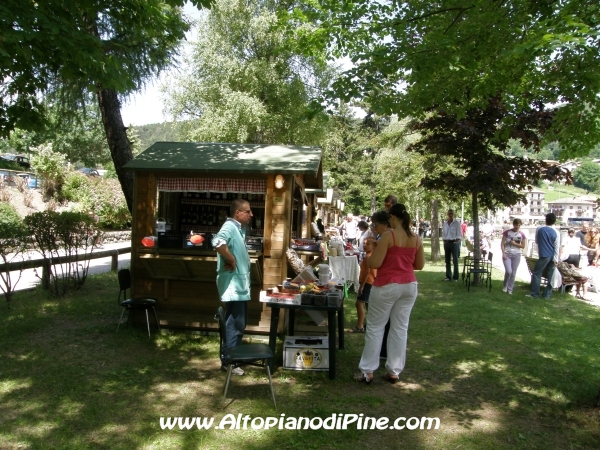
[{"xmin": 349, "ymin": 237, "xmax": 377, "ymax": 333}]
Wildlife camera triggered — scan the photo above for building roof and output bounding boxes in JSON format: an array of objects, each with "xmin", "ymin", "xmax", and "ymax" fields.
[
  {"xmin": 547, "ymin": 196, "xmax": 596, "ymax": 205},
  {"xmin": 124, "ymin": 142, "xmax": 323, "ymax": 187}
]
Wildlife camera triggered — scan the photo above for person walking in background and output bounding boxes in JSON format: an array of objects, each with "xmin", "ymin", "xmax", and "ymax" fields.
[
  {"xmin": 384, "ymin": 195, "xmax": 397, "ymax": 211},
  {"xmin": 442, "ymin": 209, "xmax": 462, "ymax": 281},
  {"xmin": 340, "ymin": 213, "xmax": 359, "ymax": 246},
  {"xmin": 560, "ymin": 227, "xmax": 583, "ymax": 268},
  {"xmin": 576, "ymin": 222, "xmax": 589, "ymax": 247},
  {"xmin": 418, "ymin": 218, "xmax": 426, "ymax": 238},
  {"xmin": 349, "ymin": 237, "xmax": 377, "ymax": 333},
  {"xmin": 527, "ymin": 213, "xmax": 559, "ymax": 299},
  {"xmin": 354, "ymin": 203, "xmax": 425, "ymax": 384},
  {"xmin": 584, "ymin": 227, "xmax": 600, "ymax": 266},
  {"xmin": 501, "ymin": 218, "xmax": 526, "ymax": 295},
  {"xmin": 357, "ymin": 220, "xmax": 374, "ymax": 253},
  {"xmin": 212, "ymin": 199, "xmax": 253, "ymax": 376}
]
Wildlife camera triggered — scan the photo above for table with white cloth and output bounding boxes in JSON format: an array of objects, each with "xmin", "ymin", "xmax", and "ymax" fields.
[{"xmin": 328, "ymin": 255, "xmax": 360, "ymax": 292}]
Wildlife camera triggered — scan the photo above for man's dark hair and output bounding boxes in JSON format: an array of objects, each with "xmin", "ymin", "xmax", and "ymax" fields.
[
  {"xmin": 371, "ymin": 210, "xmax": 390, "ymax": 226},
  {"xmin": 230, "ymin": 199, "xmax": 249, "ymax": 217},
  {"xmin": 384, "ymin": 195, "xmax": 397, "ymax": 204},
  {"xmin": 357, "ymin": 220, "xmax": 369, "ymax": 231},
  {"xmin": 545, "ymin": 213, "xmax": 556, "ymax": 226}
]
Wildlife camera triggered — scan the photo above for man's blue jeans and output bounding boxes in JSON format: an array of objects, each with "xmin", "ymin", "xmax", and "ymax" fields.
[
  {"xmin": 222, "ymin": 301, "xmax": 248, "ymax": 363},
  {"xmin": 444, "ymin": 241, "xmax": 460, "ymax": 280},
  {"xmin": 530, "ymin": 256, "xmax": 555, "ymax": 298}
]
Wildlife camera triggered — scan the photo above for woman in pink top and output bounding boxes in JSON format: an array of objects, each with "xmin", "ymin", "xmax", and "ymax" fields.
[{"xmin": 355, "ymin": 203, "xmax": 425, "ymax": 384}]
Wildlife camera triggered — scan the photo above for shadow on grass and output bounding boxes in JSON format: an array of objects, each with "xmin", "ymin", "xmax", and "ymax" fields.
[{"xmin": 0, "ymin": 265, "xmax": 599, "ymax": 449}]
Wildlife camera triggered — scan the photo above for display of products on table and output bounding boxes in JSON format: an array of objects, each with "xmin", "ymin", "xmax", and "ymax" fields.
[
  {"xmin": 260, "ymin": 278, "xmax": 344, "ymax": 307},
  {"xmin": 291, "ymin": 238, "xmax": 322, "ymax": 252}
]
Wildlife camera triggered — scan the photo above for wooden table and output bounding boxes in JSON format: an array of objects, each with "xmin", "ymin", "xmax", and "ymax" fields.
[{"xmin": 266, "ymin": 300, "xmax": 345, "ymax": 380}]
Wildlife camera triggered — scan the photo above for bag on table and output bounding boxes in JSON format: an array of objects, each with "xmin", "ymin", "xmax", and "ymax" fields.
[{"xmin": 551, "ymin": 266, "xmax": 562, "ymax": 289}]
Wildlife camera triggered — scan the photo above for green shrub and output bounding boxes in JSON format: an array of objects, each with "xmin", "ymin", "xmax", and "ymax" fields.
[
  {"xmin": 88, "ymin": 177, "xmax": 131, "ymax": 229},
  {"xmin": 0, "ymin": 203, "xmax": 28, "ymax": 306},
  {"xmin": 62, "ymin": 171, "xmax": 93, "ymax": 205},
  {"xmin": 61, "ymin": 173, "xmax": 130, "ymax": 229},
  {"xmin": 30, "ymin": 143, "xmax": 68, "ymax": 198},
  {"xmin": 0, "ymin": 203, "xmax": 24, "ymax": 234},
  {"xmin": 24, "ymin": 211, "xmax": 100, "ymax": 297}
]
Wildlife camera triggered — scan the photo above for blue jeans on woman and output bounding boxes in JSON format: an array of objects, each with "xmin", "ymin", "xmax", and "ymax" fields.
[{"xmin": 530, "ymin": 257, "xmax": 555, "ymax": 299}]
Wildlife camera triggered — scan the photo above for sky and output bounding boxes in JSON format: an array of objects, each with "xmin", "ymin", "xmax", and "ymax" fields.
[{"xmin": 120, "ymin": 3, "xmax": 201, "ymax": 126}]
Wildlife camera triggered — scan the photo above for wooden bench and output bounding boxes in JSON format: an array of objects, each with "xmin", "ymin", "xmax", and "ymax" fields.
[{"xmin": 524, "ymin": 257, "xmax": 579, "ymax": 294}]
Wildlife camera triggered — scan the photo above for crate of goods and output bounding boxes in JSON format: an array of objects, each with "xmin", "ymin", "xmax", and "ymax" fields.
[
  {"xmin": 300, "ymin": 293, "xmax": 313, "ymax": 305},
  {"xmin": 326, "ymin": 289, "xmax": 344, "ymax": 307},
  {"xmin": 283, "ymin": 336, "xmax": 329, "ymax": 371},
  {"xmin": 259, "ymin": 291, "xmax": 301, "ymax": 305},
  {"xmin": 291, "ymin": 239, "xmax": 321, "ymax": 251},
  {"xmin": 312, "ymin": 293, "xmax": 327, "ymax": 306}
]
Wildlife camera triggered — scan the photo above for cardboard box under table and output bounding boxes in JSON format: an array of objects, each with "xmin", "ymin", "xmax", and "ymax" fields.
[
  {"xmin": 284, "ymin": 336, "xmax": 329, "ymax": 371},
  {"xmin": 266, "ymin": 298, "xmax": 344, "ymax": 380}
]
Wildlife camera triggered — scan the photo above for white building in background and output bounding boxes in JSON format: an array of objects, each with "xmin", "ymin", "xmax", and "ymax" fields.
[
  {"xmin": 503, "ymin": 188, "xmax": 546, "ymax": 224},
  {"xmin": 547, "ymin": 196, "xmax": 598, "ymax": 223}
]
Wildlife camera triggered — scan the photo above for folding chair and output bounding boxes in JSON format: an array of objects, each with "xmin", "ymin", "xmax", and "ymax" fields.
[
  {"xmin": 462, "ymin": 239, "xmax": 475, "ymax": 282},
  {"xmin": 116, "ymin": 269, "xmax": 160, "ymax": 338},
  {"xmin": 466, "ymin": 252, "xmax": 493, "ymax": 292},
  {"xmin": 215, "ymin": 307, "xmax": 277, "ymax": 408}
]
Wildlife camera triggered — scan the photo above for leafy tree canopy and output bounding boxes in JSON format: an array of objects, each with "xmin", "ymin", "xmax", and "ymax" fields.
[
  {"xmin": 298, "ymin": 0, "xmax": 600, "ymax": 157},
  {"xmin": 573, "ymin": 160, "xmax": 600, "ymax": 193},
  {"xmin": 408, "ymin": 98, "xmax": 571, "ymax": 212},
  {"xmin": 164, "ymin": 0, "xmax": 334, "ymax": 145},
  {"xmin": 0, "ymin": 0, "xmax": 210, "ymax": 136}
]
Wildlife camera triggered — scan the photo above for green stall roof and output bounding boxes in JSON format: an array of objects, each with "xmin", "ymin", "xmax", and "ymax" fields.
[{"xmin": 124, "ymin": 142, "xmax": 322, "ymax": 176}]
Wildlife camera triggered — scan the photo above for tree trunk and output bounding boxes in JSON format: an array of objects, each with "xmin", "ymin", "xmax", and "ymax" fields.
[
  {"xmin": 96, "ymin": 88, "xmax": 134, "ymax": 213},
  {"xmin": 430, "ymin": 199, "xmax": 440, "ymax": 261},
  {"xmin": 472, "ymin": 191, "xmax": 480, "ymax": 261},
  {"xmin": 472, "ymin": 191, "xmax": 481, "ymax": 283}
]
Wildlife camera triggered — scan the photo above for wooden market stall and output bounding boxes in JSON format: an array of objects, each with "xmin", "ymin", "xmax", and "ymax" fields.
[{"xmin": 123, "ymin": 142, "xmax": 323, "ymax": 334}]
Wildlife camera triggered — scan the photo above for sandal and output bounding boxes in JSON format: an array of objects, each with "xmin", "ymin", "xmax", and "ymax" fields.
[
  {"xmin": 348, "ymin": 326, "xmax": 365, "ymax": 333},
  {"xmin": 384, "ymin": 372, "xmax": 399, "ymax": 384},
  {"xmin": 353, "ymin": 372, "xmax": 373, "ymax": 384}
]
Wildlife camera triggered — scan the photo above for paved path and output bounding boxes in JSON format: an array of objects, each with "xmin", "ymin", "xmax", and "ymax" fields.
[
  {"xmin": 1, "ymin": 242, "xmax": 131, "ymax": 294},
  {"xmin": 487, "ymin": 239, "xmax": 600, "ymax": 307}
]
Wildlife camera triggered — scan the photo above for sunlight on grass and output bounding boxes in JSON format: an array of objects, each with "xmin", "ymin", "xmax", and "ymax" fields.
[
  {"xmin": 2, "ymin": 267, "xmax": 600, "ymax": 449},
  {"xmin": 517, "ymin": 385, "xmax": 569, "ymax": 404},
  {"xmin": 56, "ymin": 399, "xmax": 85, "ymax": 418},
  {"xmin": 0, "ymin": 379, "xmax": 32, "ymax": 395}
]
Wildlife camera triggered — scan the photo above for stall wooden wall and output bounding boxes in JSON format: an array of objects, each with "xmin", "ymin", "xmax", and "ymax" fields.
[{"xmin": 262, "ymin": 174, "xmax": 293, "ymax": 288}]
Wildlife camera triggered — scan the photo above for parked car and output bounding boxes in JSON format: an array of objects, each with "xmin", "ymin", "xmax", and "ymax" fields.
[
  {"xmin": 1, "ymin": 153, "xmax": 31, "ymax": 169},
  {"xmin": 17, "ymin": 173, "xmax": 41, "ymax": 189},
  {"xmin": 78, "ymin": 167, "xmax": 100, "ymax": 177}
]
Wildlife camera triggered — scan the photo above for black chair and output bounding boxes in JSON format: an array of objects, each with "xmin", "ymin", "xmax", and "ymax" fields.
[
  {"xmin": 466, "ymin": 252, "xmax": 493, "ymax": 292},
  {"xmin": 117, "ymin": 269, "xmax": 160, "ymax": 338},
  {"xmin": 462, "ymin": 240, "xmax": 475, "ymax": 282},
  {"xmin": 215, "ymin": 306, "xmax": 276, "ymax": 408}
]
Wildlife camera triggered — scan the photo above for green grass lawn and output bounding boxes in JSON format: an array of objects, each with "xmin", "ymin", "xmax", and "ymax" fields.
[
  {"xmin": 1, "ymin": 247, "xmax": 600, "ymax": 449},
  {"xmin": 539, "ymin": 182, "xmax": 589, "ymax": 203}
]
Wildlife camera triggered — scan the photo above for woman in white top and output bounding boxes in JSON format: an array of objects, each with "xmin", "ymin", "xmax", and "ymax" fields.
[
  {"xmin": 357, "ymin": 220, "xmax": 374, "ymax": 252},
  {"xmin": 560, "ymin": 227, "xmax": 584, "ymax": 268},
  {"xmin": 501, "ymin": 218, "xmax": 526, "ymax": 295}
]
